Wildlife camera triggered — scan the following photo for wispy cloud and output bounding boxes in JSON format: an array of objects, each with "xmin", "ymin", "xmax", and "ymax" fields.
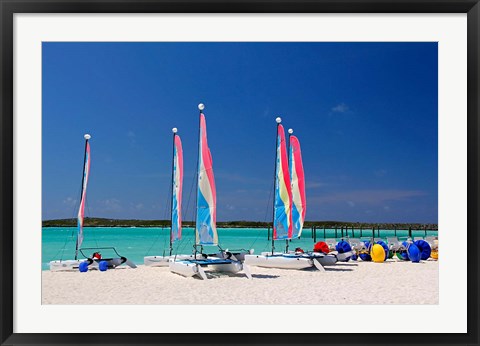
[
  {"xmin": 63, "ymin": 197, "xmax": 77, "ymax": 206},
  {"xmin": 374, "ymin": 169, "xmax": 388, "ymax": 177},
  {"xmin": 127, "ymin": 131, "xmax": 136, "ymax": 146},
  {"xmin": 310, "ymin": 189, "xmax": 428, "ymax": 205},
  {"xmin": 331, "ymin": 103, "xmax": 349, "ymax": 113},
  {"xmin": 262, "ymin": 106, "xmax": 271, "ymax": 118},
  {"xmin": 98, "ymin": 198, "xmax": 122, "ymax": 212},
  {"xmin": 216, "ymin": 172, "xmax": 268, "ymax": 185},
  {"xmin": 306, "ymin": 181, "xmax": 329, "ymax": 189},
  {"xmin": 134, "ymin": 172, "xmax": 170, "ymax": 179}
]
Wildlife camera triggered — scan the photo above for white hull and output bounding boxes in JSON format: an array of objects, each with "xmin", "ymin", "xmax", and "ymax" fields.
[
  {"xmin": 169, "ymin": 260, "xmax": 202, "ymax": 278},
  {"xmin": 50, "ymin": 257, "xmax": 136, "ymax": 271},
  {"xmin": 244, "ymin": 254, "xmax": 313, "ymax": 270},
  {"xmin": 317, "ymin": 250, "xmax": 355, "ymax": 263},
  {"xmin": 144, "ymin": 254, "xmax": 202, "ymax": 267},
  {"xmin": 49, "ymin": 259, "xmax": 84, "ymax": 271},
  {"xmin": 214, "ymin": 250, "xmax": 252, "ymax": 262},
  {"xmin": 310, "ymin": 253, "xmax": 338, "ymax": 266},
  {"xmin": 335, "ymin": 250, "xmax": 355, "ymax": 262},
  {"xmin": 169, "ymin": 258, "xmax": 249, "ymax": 280},
  {"xmin": 207, "ymin": 261, "xmax": 243, "ymax": 273}
]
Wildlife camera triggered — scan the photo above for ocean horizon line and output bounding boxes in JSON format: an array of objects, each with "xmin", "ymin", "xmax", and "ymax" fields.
[{"xmin": 42, "ymin": 217, "xmax": 438, "ymax": 230}]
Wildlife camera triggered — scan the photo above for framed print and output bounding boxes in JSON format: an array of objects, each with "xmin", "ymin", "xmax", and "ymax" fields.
[{"xmin": 1, "ymin": 0, "xmax": 479, "ymax": 345}]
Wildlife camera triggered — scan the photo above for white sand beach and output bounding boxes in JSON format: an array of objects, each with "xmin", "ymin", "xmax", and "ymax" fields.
[{"xmin": 42, "ymin": 259, "xmax": 438, "ymax": 305}]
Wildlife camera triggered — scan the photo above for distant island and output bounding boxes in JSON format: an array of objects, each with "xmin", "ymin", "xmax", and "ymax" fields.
[{"xmin": 42, "ymin": 217, "xmax": 438, "ymax": 230}]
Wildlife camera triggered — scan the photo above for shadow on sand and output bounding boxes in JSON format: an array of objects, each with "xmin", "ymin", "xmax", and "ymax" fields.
[
  {"xmin": 194, "ymin": 271, "xmax": 254, "ymax": 280},
  {"xmin": 324, "ymin": 267, "xmax": 354, "ymax": 272},
  {"xmin": 251, "ymin": 274, "xmax": 280, "ymax": 279},
  {"xmin": 193, "ymin": 270, "xmax": 280, "ymax": 280}
]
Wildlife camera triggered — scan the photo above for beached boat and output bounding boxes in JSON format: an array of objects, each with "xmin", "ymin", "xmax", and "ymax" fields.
[
  {"xmin": 245, "ymin": 119, "xmax": 331, "ymax": 270},
  {"xmin": 144, "ymin": 128, "xmax": 201, "ymax": 267},
  {"xmin": 168, "ymin": 104, "xmax": 251, "ymax": 280},
  {"xmin": 49, "ymin": 134, "xmax": 136, "ymax": 271}
]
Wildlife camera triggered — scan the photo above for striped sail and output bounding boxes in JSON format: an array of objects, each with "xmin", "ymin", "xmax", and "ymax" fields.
[
  {"xmin": 273, "ymin": 124, "xmax": 293, "ymax": 240},
  {"xmin": 195, "ymin": 113, "xmax": 218, "ymax": 245},
  {"xmin": 77, "ymin": 140, "xmax": 91, "ymax": 250},
  {"xmin": 171, "ymin": 134, "xmax": 183, "ymax": 242},
  {"xmin": 289, "ymin": 135, "xmax": 306, "ymax": 238}
]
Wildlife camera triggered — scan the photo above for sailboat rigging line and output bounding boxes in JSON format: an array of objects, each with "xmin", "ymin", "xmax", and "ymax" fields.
[
  {"xmin": 49, "ymin": 230, "xmax": 72, "ymax": 262},
  {"xmin": 52, "ymin": 183, "xmax": 83, "ymax": 262},
  {"xmin": 169, "ymin": 131, "xmax": 176, "ymax": 256},
  {"xmin": 144, "ymin": 172, "xmax": 172, "ymax": 256},
  {"xmin": 85, "ymin": 198, "xmax": 99, "ymax": 249},
  {"xmin": 183, "ymin": 172, "xmax": 195, "ymax": 232},
  {"xmin": 193, "ymin": 107, "xmax": 202, "ymax": 258},
  {"xmin": 285, "ymin": 130, "xmax": 293, "ymax": 254},
  {"xmin": 182, "ymin": 153, "xmax": 197, "ymax": 243},
  {"xmin": 271, "ymin": 120, "xmax": 280, "ymax": 255},
  {"xmin": 174, "ymin": 145, "xmax": 197, "ymax": 257},
  {"xmin": 264, "ymin": 180, "xmax": 274, "ymax": 223},
  {"xmin": 172, "ymin": 226, "xmax": 193, "ymax": 256},
  {"xmin": 162, "ymin": 172, "xmax": 173, "ymax": 251},
  {"xmin": 247, "ymin": 180, "xmax": 273, "ymax": 251},
  {"xmin": 75, "ymin": 137, "xmax": 89, "ymax": 260}
]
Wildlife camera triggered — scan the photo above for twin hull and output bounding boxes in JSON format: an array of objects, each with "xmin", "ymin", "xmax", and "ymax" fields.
[
  {"xmin": 144, "ymin": 254, "xmax": 203, "ymax": 267},
  {"xmin": 168, "ymin": 259, "xmax": 243, "ymax": 279},
  {"xmin": 244, "ymin": 254, "xmax": 313, "ymax": 269},
  {"xmin": 145, "ymin": 250, "xmax": 250, "ymax": 267},
  {"xmin": 49, "ymin": 260, "xmax": 83, "ymax": 271},
  {"xmin": 244, "ymin": 252, "xmax": 340, "ymax": 269},
  {"xmin": 49, "ymin": 257, "xmax": 135, "ymax": 271}
]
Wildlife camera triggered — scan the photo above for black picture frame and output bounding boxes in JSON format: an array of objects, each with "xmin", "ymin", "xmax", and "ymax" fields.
[{"xmin": 1, "ymin": 1, "xmax": 478, "ymax": 345}]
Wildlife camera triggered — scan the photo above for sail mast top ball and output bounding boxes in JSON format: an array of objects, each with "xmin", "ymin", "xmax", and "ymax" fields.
[
  {"xmin": 288, "ymin": 128, "xmax": 293, "ymax": 134},
  {"xmin": 276, "ymin": 117, "xmax": 282, "ymax": 123},
  {"xmin": 84, "ymin": 134, "xmax": 91, "ymax": 140},
  {"xmin": 172, "ymin": 127, "xmax": 178, "ymax": 134},
  {"xmin": 198, "ymin": 103, "xmax": 205, "ymax": 111}
]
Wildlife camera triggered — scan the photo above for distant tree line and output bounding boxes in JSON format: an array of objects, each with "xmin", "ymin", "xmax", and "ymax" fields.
[{"xmin": 42, "ymin": 217, "xmax": 438, "ymax": 230}]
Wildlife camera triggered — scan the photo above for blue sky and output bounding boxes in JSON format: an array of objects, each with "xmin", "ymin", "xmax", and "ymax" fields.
[{"xmin": 42, "ymin": 42, "xmax": 438, "ymax": 223}]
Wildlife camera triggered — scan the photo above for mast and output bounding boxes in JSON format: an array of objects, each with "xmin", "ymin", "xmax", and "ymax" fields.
[
  {"xmin": 75, "ymin": 133, "xmax": 91, "ymax": 260},
  {"xmin": 194, "ymin": 103, "xmax": 204, "ymax": 258},
  {"xmin": 169, "ymin": 128, "xmax": 177, "ymax": 256},
  {"xmin": 271, "ymin": 117, "xmax": 282, "ymax": 254},
  {"xmin": 286, "ymin": 128, "xmax": 294, "ymax": 253}
]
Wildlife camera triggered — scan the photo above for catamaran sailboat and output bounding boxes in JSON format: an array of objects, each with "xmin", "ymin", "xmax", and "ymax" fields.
[
  {"xmin": 245, "ymin": 119, "xmax": 343, "ymax": 270},
  {"xmin": 49, "ymin": 134, "xmax": 136, "ymax": 271},
  {"xmin": 144, "ymin": 128, "xmax": 201, "ymax": 266},
  {"xmin": 168, "ymin": 104, "xmax": 252, "ymax": 280}
]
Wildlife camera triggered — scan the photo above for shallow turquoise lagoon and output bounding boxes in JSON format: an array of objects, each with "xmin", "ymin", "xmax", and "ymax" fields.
[{"xmin": 42, "ymin": 227, "xmax": 438, "ymax": 270}]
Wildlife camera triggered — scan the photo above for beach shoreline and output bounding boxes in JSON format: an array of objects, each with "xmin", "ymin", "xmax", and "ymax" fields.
[{"xmin": 42, "ymin": 260, "xmax": 438, "ymax": 305}]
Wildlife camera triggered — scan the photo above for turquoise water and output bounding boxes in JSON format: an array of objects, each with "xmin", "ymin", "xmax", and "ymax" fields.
[{"xmin": 42, "ymin": 227, "xmax": 438, "ymax": 270}]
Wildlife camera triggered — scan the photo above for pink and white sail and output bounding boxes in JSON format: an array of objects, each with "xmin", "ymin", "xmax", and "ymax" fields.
[{"xmin": 289, "ymin": 135, "xmax": 306, "ymax": 238}]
